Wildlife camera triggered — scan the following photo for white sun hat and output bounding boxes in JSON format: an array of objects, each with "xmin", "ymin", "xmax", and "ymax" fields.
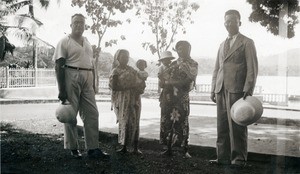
[
  {"xmin": 55, "ymin": 103, "xmax": 77, "ymax": 124},
  {"xmin": 158, "ymin": 51, "xmax": 175, "ymax": 61},
  {"xmin": 231, "ymin": 96, "xmax": 263, "ymax": 126}
]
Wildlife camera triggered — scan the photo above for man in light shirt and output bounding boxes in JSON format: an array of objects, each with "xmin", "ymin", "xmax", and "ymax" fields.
[{"xmin": 53, "ymin": 13, "xmax": 109, "ymax": 160}]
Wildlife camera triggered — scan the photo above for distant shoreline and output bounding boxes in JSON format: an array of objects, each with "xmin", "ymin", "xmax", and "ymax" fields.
[{"xmin": 146, "ymin": 75, "xmax": 300, "ymax": 96}]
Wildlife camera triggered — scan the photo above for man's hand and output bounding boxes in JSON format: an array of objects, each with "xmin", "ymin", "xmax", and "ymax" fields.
[
  {"xmin": 243, "ymin": 91, "xmax": 251, "ymax": 100},
  {"xmin": 58, "ymin": 91, "xmax": 67, "ymax": 103},
  {"xmin": 210, "ymin": 92, "xmax": 216, "ymax": 103}
]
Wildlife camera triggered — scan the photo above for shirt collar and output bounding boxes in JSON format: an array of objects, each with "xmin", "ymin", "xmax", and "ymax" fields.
[{"xmin": 228, "ymin": 33, "xmax": 239, "ymax": 40}]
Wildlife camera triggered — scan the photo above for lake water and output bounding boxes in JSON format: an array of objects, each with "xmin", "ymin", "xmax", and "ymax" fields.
[
  {"xmin": 198, "ymin": 75, "xmax": 300, "ymax": 95},
  {"xmin": 147, "ymin": 75, "xmax": 300, "ymax": 108},
  {"xmin": 149, "ymin": 75, "xmax": 300, "ymax": 95}
]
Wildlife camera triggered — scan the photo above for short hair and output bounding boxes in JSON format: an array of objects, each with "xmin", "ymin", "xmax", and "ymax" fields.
[
  {"xmin": 71, "ymin": 13, "xmax": 85, "ymax": 20},
  {"xmin": 225, "ymin": 10, "xmax": 241, "ymax": 20},
  {"xmin": 175, "ymin": 40, "xmax": 191, "ymax": 51},
  {"xmin": 136, "ymin": 59, "xmax": 147, "ymax": 69}
]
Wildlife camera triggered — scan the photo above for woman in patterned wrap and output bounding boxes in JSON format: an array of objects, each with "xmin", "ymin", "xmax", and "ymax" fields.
[
  {"xmin": 109, "ymin": 49, "xmax": 142, "ymax": 155},
  {"xmin": 162, "ymin": 41, "xmax": 198, "ymax": 158},
  {"xmin": 158, "ymin": 51, "xmax": 175, "ymax": 147}
]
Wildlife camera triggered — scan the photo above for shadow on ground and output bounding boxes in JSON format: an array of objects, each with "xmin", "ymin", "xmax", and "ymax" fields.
[{"xmin": 1, "ymin": 122, "xmax": 299, "ymax": 174}]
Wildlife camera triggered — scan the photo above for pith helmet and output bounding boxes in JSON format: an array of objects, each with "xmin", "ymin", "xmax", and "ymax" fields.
[
  {"xmin": 231, "ymin": 96, "xmax": 263, "ymax": 126},
  {"xmin": 55, "ymin": 103, "xmax": 77, "ymax": 124}
]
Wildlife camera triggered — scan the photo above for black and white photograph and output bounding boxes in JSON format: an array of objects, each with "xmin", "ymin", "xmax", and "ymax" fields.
[{"xmin": 1, "ymin": 0, "xmax": 299, "ymax": 173}]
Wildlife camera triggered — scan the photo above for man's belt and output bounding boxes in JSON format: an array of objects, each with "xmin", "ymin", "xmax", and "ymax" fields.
[{"xmin": 64, "ymin": 65, "xmax": 93, "ymax": 71}]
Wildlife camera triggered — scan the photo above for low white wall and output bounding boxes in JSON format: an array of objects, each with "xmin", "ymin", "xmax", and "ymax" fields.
[{"xmin": 0, "ymin": 86, "xmax": 58, "ymax": 99}]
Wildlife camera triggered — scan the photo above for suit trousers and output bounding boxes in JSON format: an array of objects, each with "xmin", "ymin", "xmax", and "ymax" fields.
[
  {"xmin": 64, "ymin": 68, "xmax": 99, "ymax": 150},
  {"xmin": 216, "ymin": 87, "xmax": 248, "ymax": 164}
]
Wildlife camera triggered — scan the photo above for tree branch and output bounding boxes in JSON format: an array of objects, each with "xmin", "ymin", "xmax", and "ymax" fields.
[
  {"xmin": 99, "ymin": 11, "xmax": 112, "ymax": 47},
  {"xmin": 166, "ymin": 22, "xmax": 178, "ymax": 51}
]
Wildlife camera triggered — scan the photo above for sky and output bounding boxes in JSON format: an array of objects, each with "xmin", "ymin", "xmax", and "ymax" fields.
[{"xmin": 6, "ymin": 0, "xmax": 300, "ymax": 61}]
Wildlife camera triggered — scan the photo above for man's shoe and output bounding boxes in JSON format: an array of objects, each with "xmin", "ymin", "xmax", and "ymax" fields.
[
  {"xmin": 71, "ymin": 150, "xmax": 82, "ymax": 159},
  {"xmin": 184, "ymin": 152, "xmax": 192, "ymax": 158},
  {"xmin": 88, "ymin": 148, "xmax": 110, "ymax": 160},
  {"xmin": 209, "ymin": 159, "xmax": 230, "ymax": 165}
]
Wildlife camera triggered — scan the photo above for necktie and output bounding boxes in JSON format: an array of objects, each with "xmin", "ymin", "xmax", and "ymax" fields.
[{"xmin": 224, "ymin": 37, "xmax": 232, "ymax": 57}]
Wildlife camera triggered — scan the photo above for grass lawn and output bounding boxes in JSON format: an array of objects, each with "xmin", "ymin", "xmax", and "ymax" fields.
[{"xmin": 1, "ymin": 119, "xmax": 299, "ymax": 174}]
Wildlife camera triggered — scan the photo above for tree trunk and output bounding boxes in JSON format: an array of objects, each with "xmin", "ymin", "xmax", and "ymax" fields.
[
  {"xmin": 29, "ymin": 3, "xmax": 37, "ymax": 69},
  {"xmin": 95, "ymin": 55, "xmax": 99, "ymax": 93},
  {"xmin": 93, "ymin": 46, "xmax": 101, "ymax": 94},
  {"xmin": 33, "ymin": 40, "xmax": 36, "ymax": 68}
]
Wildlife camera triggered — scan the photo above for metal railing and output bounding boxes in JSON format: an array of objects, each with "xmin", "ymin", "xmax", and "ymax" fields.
[
  {"xmin": 0, "ymin": 67, "xmax": 56, "ymax": 88},
  {"xmin": 0, "ymin": 67, "xmax": 288, "ymax": 105}
]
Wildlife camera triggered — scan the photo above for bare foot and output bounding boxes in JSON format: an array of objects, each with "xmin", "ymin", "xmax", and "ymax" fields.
[
  {"xmin": 184, "ymin": 152, "xmax": 192, "ymax": 158},
  {"xmin": 133, "ymin": 149, "xmax": 143, "ymax": 155},
  {"xmin": 116, "ymin": 147, "xmax": 127, "ymax": 154}
]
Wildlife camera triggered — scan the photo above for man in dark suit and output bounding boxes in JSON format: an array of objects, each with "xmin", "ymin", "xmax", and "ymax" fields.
[{"xmin": 210, "ymin": 9, "xmax": 258, "ymax": 167}]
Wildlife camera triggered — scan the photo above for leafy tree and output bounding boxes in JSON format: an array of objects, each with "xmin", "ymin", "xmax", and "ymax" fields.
[
  {"xmin": 247, "ymin": 0, "xmax": 300, "ymax": 38},
  {"xmin": 71, "ymin": 0, "xmax": 133, "ymax": 92},
  {"xmin": 0, "ymin": 0, "xmax": 58, "ymax": 66},
  {"xmin": 0, "ymin": 46, "xmax": 55, "ymax": 68},
  {"xmin": 134, "ymin": 0, "xmax": 199, "ymax": 59}
]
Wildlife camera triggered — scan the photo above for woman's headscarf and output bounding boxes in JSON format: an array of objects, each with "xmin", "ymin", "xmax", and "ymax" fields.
[{"xmin": 111, "ymin": 49, "xmax": 129, "ymax": 70}]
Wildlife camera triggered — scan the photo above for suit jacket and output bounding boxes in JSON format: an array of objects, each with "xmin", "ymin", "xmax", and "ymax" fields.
[{"xmin": 211, "ymin": 33, "xmax": 258, "ymax": 94}]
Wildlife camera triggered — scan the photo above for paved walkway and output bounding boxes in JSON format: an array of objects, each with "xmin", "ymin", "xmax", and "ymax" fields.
[
  {"xmin": 1, "ymin": 97, "xmax": 299, "ymax": 157},
  {"xmin": 83, "ymin": 99, "xmax": 300, "ymax": 157}
]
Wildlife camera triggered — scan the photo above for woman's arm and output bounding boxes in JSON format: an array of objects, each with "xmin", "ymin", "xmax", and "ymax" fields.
[
  {"xmin": 111, "ymin": 75, "xmax": 122, "ymax": 91},
  {"xmin": 166, "ymin": 78, "xmax": 192, "ymax": 88}
]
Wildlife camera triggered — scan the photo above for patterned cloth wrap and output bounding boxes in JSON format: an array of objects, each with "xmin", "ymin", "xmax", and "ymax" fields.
[
  {"xmin": 170, "ymin": 57, "xmax": 198, "ymax": 92},
  {"xmin": 109, "ymin": 65, "xmax": 140, "ymax": 146},
  {"xmin": 159, "ymin": 56, "xmax": 198, "ymax": 148},
  {"xmin": 109, "ymin": 65, "xmax": 138, "ymax": 112},
  {"xmin": 116, "ymin": 67, "xmax": 137, "ymax": 90}
]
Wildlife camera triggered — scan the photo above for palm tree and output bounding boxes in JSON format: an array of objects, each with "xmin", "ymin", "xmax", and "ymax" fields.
[{"xmin": 0, "ymin": 0, "xmax": 59, "ymax": 67}]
